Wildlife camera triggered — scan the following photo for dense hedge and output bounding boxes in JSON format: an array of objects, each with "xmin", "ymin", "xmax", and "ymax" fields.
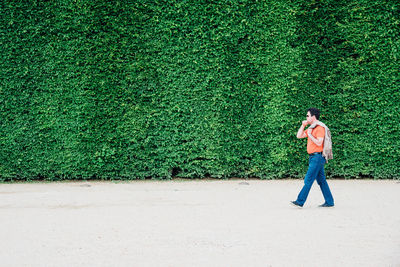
[{"xmin": 0, "ymin": 0, "xmax": 399, "ymax": 181}]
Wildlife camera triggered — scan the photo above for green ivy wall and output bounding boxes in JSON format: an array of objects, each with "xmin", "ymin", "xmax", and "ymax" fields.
[{"xmin": 0, "ymin": 0, "xmax": 399, "ymax": 180}]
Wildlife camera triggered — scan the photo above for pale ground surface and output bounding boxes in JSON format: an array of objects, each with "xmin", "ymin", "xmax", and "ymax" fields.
[{"xmin": 0, "ymin": 179, "xmax": 399, "ymax": 267}]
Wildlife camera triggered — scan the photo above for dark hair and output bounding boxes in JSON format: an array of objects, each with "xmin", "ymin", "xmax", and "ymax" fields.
[{"xmin": 307, "ymin": 108, "xmax": 320, "ymax": 120}]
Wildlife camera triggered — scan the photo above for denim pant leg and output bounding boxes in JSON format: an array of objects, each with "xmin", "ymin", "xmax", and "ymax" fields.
[
  {"xmin": 296, "ymin": 155, "xmax": 322, "ymax": 206},
  {"xmin": 316, "ymin": 161, "xmax": 334, "ymax": 206}
]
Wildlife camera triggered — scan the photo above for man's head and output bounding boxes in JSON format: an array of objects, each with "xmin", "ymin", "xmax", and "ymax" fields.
[{"xmin": 307, "ymin": 108, "xmax": 320, "ymax": 124}]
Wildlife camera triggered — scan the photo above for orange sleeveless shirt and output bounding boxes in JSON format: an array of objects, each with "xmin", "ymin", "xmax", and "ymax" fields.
[{"xmin": 305, "ymin": 125, "xmax": 325, "ymax": 154}]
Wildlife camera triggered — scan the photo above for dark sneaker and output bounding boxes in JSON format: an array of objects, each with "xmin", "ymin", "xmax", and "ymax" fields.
[
  {"xmin": 290, "ymin": 201, "xmax": 303, "ymax": 208},
  {"xmin": 319, "ymin": 203, "xmax": 334, "ymax": 207}
]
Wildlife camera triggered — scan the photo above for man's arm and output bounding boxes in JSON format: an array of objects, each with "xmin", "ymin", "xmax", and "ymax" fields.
[
  {"xmin": 307, "ymin": 129, "xmax": 324, "ymax": 146},
  {"xmin": 297, "ymin": 121, "xmax": 308, "ymax": 139}
]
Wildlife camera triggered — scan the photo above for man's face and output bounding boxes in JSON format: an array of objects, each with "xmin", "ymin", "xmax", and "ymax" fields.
[{"xmin": 306, "ymin": 111, "xmax": 315, "ymax": 124}]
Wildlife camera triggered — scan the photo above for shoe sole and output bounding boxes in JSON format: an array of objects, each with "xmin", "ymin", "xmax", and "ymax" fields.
[{"xmin": 290, "ymin": 202, "xmax": 303, "ymax": 208}]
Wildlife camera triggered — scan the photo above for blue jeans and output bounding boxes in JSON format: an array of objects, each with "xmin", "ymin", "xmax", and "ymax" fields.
[{"xmin": 296, "ymin": 153, "xmax": 334, "ymax": 206}]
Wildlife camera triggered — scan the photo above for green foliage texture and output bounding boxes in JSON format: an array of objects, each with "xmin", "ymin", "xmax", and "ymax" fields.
[{"xmin": 1, "ymin": 0, "xmax": 399, "ymax": 181}]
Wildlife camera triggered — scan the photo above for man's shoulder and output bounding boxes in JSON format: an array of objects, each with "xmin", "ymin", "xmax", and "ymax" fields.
[
  {"xmin": 314, "ymin": 122, "xmax": 328, "ymax": 131},
  {"xmin": 315, "ymin": 125, "xmax": 326, "ymax": 136},
  {"xmin": 315, "ymin": 121, "xmax": 329, "ymax": 129}
]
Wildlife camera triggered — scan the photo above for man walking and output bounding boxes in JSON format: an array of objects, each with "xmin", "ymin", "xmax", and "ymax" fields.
[{"xmin": 291, "ymin": 108, "xmax": 334, "ymax": 208}]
